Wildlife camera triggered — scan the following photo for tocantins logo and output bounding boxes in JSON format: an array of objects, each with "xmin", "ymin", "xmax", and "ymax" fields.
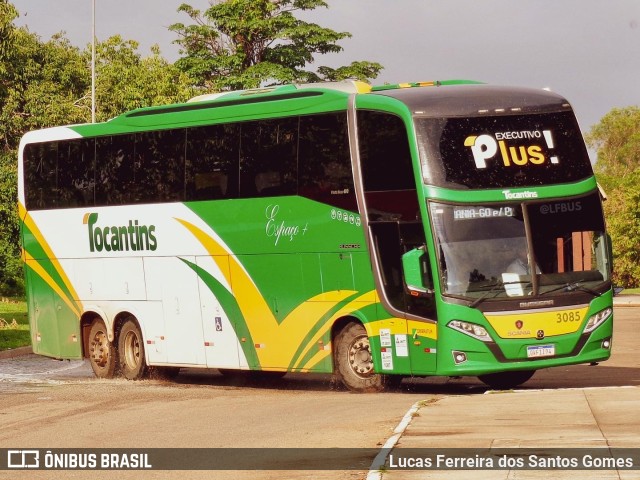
[{"xmin": 84, "ymin": 213, "xmax": 157, "ymax": 253}]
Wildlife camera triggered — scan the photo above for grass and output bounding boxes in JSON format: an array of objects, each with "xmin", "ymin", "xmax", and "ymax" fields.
[
  {"xmin": 0, "ymin": 298, "xmax": 30, "ymax": 351},
  {"xmin": 619, "ymin": 287, "xmax": 640, "ymax": 295}
]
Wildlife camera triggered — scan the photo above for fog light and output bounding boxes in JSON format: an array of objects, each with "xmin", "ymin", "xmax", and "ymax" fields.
[
  {"xmin": 452, "ymin": 350, "xmax": 467, "ymax": 364},
  {"xmin": 601, "ymin": 338, "xmax": 611, "ymax": 350}
]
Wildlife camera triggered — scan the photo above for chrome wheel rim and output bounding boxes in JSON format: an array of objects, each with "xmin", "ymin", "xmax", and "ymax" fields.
[
  {"xmin": 123, "ymin": 331, "xmax": 141, "ymax": 369},
  {"xmin": 348, "ymin": 334, "xmax": 374, "ymax": 378},
  {"xmin": 89, "ymin": 330, "xmax": 109, "ymax": 368}
]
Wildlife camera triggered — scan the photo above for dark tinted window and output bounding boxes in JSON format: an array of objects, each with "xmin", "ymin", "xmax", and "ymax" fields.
[
  {"xmin": 416, "ymin": 111, "xmax": 592, "ymax": 189},
  {"xmin": 298, "ymin": 113, "xmax": 356, "ymax": 210},
  {"xmin": 23, "ymin": 113, "xmax": 358, "ymax": 210},
  {"xmin": 24, "ymin": 142, "xmax": 58, "ymax": 209},
  {"xmin": 186, "ymin": 124, "xmax": 240, "ymax": 200},
  {"xmin": 357, "ymin": 111, "xmax": 415, "ymax": 192},
  {"xmin": 134, "ymin": 129, "xmax": 185, "ymax": 203},
  {"xmin": 240, "ymin": 118, "xmax": 298, "ymax": 197},
  {"xmin": 357, "ymin": 111, "xmax": 419, "ymax": 221},
  {"xmin": 57, "ymin": 139, "xmax": 94, "ymax": 207},
  {"xmin": 95, "ymin": 134, "xmax": 135, "ymax": 205}
]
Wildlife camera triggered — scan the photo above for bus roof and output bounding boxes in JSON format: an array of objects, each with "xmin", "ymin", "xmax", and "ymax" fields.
[
  {"xmin": 20, "ymin": 79, "xmax": 573, "ymax": 143},
  {"xmin": 370, "ymin": 83, "xmax": 572, "ymax": 117},
  {"xmin": 105, "ymin": 79, "xmax": 488, "ymax": 127}
]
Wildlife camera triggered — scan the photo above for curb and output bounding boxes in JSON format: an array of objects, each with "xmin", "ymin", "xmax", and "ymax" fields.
[
  {"xmin": 366, "ymin": 400, "xmax": 425, "ymax": 480},
  {"xmin": 0, "ymin": 346, "xmax": 33, "ymax": 360}
]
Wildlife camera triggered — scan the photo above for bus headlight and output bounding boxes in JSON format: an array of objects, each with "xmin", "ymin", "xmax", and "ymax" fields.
[
  {"xmin": 448, "ymin": 320, "xmax": 492, "ymax": 342},
  {"xmin": 583, "ymin": 307, "xmax": 613, "ymax": 334}
]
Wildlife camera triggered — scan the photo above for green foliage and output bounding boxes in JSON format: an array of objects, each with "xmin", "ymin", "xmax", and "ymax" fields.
[
  {"xmin": 587, "ymin": 107, "xmax": 640, "ymax": 288},
  {"xmin": 91, "ymin": 37, "xmax": 198, "ymax": 121},
  {"xmin": 170, "ymin": 0, "xmax": 383, "ymax": 90},
  {"xmin": 0, "ymin": 151, "xmax": 21, "ymax": 295},
  {"xmin": 0, "ymin": 0, "xmax": 18, "ymax": 67}
]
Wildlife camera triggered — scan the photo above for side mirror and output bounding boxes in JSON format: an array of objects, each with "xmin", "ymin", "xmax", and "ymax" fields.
[{"xmin": 402, "ymin": 246, "xmax": 434, "ymax": 297}]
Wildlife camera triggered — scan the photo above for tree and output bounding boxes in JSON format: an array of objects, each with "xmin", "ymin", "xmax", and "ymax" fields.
[
  {"xmin": 170, "ymin": 0, "xmax": 383, "ymax": 90},
  {"xmin": 0, "ymin": 0, "xmax": 18, "ymax": 65},
  {"xmin": 91, "ymin": 36, "xmax": 198, "ymax": 121},
  {"xmin": 586, "ymin": 107, "xmax": 640, "ymax": 288},
  {"xmin": 0, "ymin": 2, "xmax": 197, "ymax": 295},
  {"xmin": 587, "ymin": 106, "xmax": 640, "ymax": 180}
]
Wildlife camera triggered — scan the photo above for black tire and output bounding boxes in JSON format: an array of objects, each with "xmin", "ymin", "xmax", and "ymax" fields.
[
  {"xmin": 87, "ymin": 318, "xmax": 117, "ymax": 379},
  {"xmin": 334, "ymin": 322, "xmax": 385, "ymax": 392},
  {"xmin": 478, "ymin": 370, "xmax": 536, "ymax": 390},
  {"xmin": 118, "ymin": 318, "xmax": 148, "ymax": 380}
]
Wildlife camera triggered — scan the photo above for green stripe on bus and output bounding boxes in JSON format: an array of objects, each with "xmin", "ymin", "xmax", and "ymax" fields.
[{"xmin": 179, "ymin": 258, "xmax": 260, "ymax": 369}]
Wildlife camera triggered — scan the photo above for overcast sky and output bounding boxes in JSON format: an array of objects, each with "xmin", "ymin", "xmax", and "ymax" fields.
[{"xmin": 12, "ymin": 0, "xmax": 640, "ymax": 136}]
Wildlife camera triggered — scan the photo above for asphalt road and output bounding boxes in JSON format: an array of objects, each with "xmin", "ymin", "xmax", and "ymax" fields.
[{"xmin": 0, "ymin": 306, "xmax": 637, "ymax": 480}]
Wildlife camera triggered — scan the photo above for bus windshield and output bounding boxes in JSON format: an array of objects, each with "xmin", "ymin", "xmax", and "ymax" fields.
[{"xmin": 430, "ymin": 192, "xmax": 609, "ymax": 300}]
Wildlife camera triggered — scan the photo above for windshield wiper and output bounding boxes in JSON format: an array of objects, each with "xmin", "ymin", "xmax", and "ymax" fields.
[
  {"xmin": 468, "ymin": 279, "xmax": 531, "ymax": 309},
  {"xmin": 539, "ymin": 280, "xmax": 602, "ymax": 298}
]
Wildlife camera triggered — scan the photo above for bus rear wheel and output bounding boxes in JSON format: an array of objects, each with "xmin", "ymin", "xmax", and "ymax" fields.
[
  {"xmin": 118, "ymin": 318, "xmax": 148, "ymax": 380},
  {"xmin": 88, "ymin": 318, "xmax": 117, "ymax": 378},
  {"xmin": 478, "ymin": 370, "xmax": 535, "ymax": 390},
  {"xmin": 334, "ymin": 322, "xmax": 385, "ymax": 392}
]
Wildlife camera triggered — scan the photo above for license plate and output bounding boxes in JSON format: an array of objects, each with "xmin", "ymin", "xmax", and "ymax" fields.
[{"xmin": 527, "ymin": 344, "xmax": 555, "ymax": 358}]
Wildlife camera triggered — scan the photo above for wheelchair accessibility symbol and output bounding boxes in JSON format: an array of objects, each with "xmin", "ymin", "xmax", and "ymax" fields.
[{"xmin": 215, "ymin": 317, "xmax": 222, "ymax": 332}]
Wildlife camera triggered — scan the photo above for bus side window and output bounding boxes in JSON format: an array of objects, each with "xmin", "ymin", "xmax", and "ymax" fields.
[
  {"xmin": 95, "ymin": 134, "xmax": 135, "ymax": 206},
  {"xmin": 57, "ymin": 139, "xmax": 95, "ymax": 208},
  {"xmin": 298, "ymin": 113, "xmax": 356, "ymax": 211},
  {"xmin": 186, "ymin": 124, "xmax": 240, "ymax": 201},
  {"xmin": 24, "ymin": 142, "xmax": 58, "ymax": 210},
  {"xmin": 358, "ymin": 110, "xmax": 418, "ymax": 221},
  {"xmin": 240, "ymin": 118, "xmax": 297, "ymax": 198},
  {"xmin": 135, "ymin": 130, "xmax": 185, "ymax": 204}
]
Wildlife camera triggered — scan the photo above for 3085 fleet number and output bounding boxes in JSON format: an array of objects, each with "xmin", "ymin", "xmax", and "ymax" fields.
[{"xmin": 556, "ymin": 311, "xmax": 581, "ymax": 323}]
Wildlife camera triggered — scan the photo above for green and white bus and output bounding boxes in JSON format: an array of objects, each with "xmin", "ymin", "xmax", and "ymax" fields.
[{"xmin": 18, "ymin": 80, "xmax": 613, "ymax": 391}]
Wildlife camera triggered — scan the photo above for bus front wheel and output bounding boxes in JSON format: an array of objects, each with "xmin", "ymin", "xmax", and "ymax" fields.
[
  {"xmin": 118, "ymin": 318, "xmax": 148, "ymax": 380},
  {"xmin": 88, "ymin": 318, "xmax": 117, "ymax": 378},
  {"xmin": 478, "ymin": 370, "xmax": 535, "ymax": 390},
  {"xmin": 334, "ymin": 322, "xmax": 385, "ymax": 392}
]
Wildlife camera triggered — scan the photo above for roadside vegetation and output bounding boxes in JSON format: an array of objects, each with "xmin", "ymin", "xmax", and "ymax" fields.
[{"xmin": 0, "ymin": 298, "xmax": 29, "ymax": 351}]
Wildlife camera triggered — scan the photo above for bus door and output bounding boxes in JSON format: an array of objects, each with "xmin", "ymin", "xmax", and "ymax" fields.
[{"xmin": 355, "ymin": 110, "xmax": 438, "ymax": 375}]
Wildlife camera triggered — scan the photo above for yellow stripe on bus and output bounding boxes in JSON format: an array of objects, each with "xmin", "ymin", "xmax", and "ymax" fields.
[
  {"xmin": 178, "ymin": 217, "xmax": 371, "ymax": 368},
  {"xmin": 175, "ymin": 218, "xmax": 233, "ymax": 284},
  {"xmin": 19, "ymin": 203, "xmax": 82, "ymax": 307},
  {"xmin": 297, "ymin": 348, "xmax": 332, "ymax": 373},
  {"xmin": 294, "ymin": 290, "xmax": 378, "ymax": 371},
  {"xmin": 23, "ymin": 250, "xmax": 82, "ymax": 317}
]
